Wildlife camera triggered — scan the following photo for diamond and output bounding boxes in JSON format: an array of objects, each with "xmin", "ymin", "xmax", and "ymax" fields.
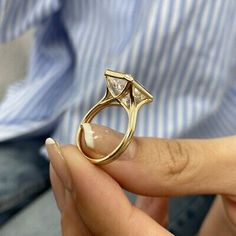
[
  {"xmin": 133, "ymin": 87, "xmax": 146, "ymax": 103},
  {"xmin": 106, "ymin": 76, "xmax": 127, "ymax": 96},
  {"xmin": 121, "ymin": 93, "xmax": 131, "ymax": 107}
]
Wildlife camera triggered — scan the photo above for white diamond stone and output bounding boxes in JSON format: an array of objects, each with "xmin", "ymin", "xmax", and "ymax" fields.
[
  {"xmin": 133, "ymin": 87, "xmax": 146, "ymax": 103},
  {"xmin": 121, "ymin": 93, "xmax": 131, "ymax": 107},
  {"xmin": 107, "ymin": 76, "xmax": 127, "ymax": 96}
]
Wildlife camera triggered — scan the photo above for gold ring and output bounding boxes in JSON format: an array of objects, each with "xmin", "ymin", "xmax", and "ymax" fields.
[{"xmin": 76, "ymin": 69, "xmax": 153, "ymax": 165}]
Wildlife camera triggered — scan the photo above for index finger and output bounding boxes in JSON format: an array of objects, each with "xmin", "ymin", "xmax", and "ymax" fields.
[{"xmin": 60, "ymin": 145, "xmax": 173, "ymax": 236}]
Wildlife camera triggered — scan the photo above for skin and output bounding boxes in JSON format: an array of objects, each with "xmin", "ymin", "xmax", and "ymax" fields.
[{"xmin": 46, "ymin": 124, "xmax": 236, "ymax": 235}]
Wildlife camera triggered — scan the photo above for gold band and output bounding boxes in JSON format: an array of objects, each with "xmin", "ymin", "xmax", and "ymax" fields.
[{"xmin": 76, "ymin": 69, "xmax": 153, "ymax": 165}]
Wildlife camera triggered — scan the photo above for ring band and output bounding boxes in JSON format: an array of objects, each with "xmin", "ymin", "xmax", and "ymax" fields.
[{"xmin": 76, "ymin": 69, "xmax": 153, "ymax": 165}]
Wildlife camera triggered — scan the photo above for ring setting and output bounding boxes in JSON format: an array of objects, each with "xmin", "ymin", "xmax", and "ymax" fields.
[{"xmin": 76, "ymin": 69, "xmax": 153, "ymax": 165}]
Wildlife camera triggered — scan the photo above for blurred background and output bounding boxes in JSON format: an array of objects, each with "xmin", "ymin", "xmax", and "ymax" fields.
[
  {"xmin": 0, "ymin": 31, "xmax": 60, "ymax": 236},
  {"xmin": 0, "ymin": 31, "xmax": 32, "ymax": 100}
]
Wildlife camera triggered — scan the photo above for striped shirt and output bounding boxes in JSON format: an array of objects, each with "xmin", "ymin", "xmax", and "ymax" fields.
[{"xmin": 0, "ymin": 0, "xmax": 236, "ymax": 148}]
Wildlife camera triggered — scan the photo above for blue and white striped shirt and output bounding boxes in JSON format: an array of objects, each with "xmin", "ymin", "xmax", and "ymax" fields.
[{"xmin": 0, "ymin": 0, "xmax": 236, "ymax": 146}]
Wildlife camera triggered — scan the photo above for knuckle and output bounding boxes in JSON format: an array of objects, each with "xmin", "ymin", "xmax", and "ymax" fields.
[{"xmin": 164, "ymin": 140, "xmax": 191, "ymax": 176}]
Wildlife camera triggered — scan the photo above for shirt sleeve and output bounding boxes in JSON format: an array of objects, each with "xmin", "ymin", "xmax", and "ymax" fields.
[{"xmin": 0, "ymin": 0, "xmax": 61, "ymax": 42}]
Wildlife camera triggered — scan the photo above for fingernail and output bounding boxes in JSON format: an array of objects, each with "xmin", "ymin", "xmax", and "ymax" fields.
[
  {"xmin": 46, "ymin": 138, "xmax": 72, "ymax": 190},
  {"xmin": 81, "ymin": 123, "xmax": 136, "ymax": 160},
  {"xmin": 82, "ymin": 123, "xmax": 95, "ymax": 149}
]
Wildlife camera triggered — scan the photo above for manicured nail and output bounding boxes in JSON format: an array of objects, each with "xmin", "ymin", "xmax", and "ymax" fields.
[
  {"xmin": 82, "ymin": 123, "xmax": 95, "ymax": 149},
  {"xmin": 81, "ymin": 123, "xmax": 136, "ymax": 160},
  {"xmin": 46, "ymin": 138, "xmax": 72, "ymax": 190}
]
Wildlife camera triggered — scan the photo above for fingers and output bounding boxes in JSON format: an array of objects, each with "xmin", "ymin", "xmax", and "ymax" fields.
[
  {"xmin": 46, "ymin": 138, "xmax": 72, "ymax": 190},
  {"xmin": 80, "ymin": 123, "xmax": 236, "ymax": 197},
  {"xmin": 48, "ymin": 144, "xmax": 92, "ymax": 236},
  {"xmin": 46, "ymin": 138, "xmax": 172, "ymax": 235},
  {"xmin": 50, "ymin": 163, "xmax": 65, "ymax": 212},
  {"xmin": 135, "ymin": 196, "xmax": 168, "ymax": 226},
  {"xmin": 61, "ymin": 145, "xmax": 172, "ymax": 236},
  {"xmin": 61, "ymin": 190, "xmax": 92, "ymax": 236},
  {"xmin": 199, "ymin": 196, "xmax": 236, "ymax": 236},
  {"xmin": 223, "ymin": 196, "xmax": 236, "ymax": 227}
]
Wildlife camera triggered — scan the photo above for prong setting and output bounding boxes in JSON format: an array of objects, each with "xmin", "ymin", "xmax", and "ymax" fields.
[{"xmin": 105, "ymin": 70, "xmax": 153, "ymax": 109}]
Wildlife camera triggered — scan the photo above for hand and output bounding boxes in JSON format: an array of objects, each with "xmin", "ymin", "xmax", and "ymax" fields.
[
  {"xmin": 46, "ymin": 138, "xmax": 171, "ymax": 235},
  {"xmin": 46, "ymin": 123, "xmax": 236, "ymax": 235}
]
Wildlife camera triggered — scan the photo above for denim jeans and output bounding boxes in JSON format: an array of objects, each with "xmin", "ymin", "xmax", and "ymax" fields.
[
  {"xmin": 0, "ymin": 137, "xmax": 214, "ymax": 235},
  {"xmin": 0, "ymin": 135, "xmax": 50, "ymax": 225},
  {"xmin": 169, "ymin": 195, "xmax": 214, "ymax": 235}
]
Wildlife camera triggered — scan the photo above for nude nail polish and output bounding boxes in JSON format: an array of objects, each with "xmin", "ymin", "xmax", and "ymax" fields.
[{"xmin": 46, "ymin": 138, "xmax": 72, "ymax": 191}]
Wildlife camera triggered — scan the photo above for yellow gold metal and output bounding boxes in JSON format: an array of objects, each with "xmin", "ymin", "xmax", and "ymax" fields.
[{"xmin": 76, "ymin": 69, "xmax": 153, "ymax": 165}]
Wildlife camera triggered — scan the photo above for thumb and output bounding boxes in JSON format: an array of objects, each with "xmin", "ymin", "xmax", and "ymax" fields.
[{"xmin": 80, "ymin": 123, "xmax": 236, "ymax": 197}]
